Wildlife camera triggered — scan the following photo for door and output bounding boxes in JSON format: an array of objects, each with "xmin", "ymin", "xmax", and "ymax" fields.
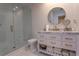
[{"xmin": 13, "ymin": 9, "xmax": 24, "ymax": 49}]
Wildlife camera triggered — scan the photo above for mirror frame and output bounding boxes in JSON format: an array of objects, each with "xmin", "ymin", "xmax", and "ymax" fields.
[{"xmin": 48, "ymin": 7, "xmax": 66, "ymax": 25}]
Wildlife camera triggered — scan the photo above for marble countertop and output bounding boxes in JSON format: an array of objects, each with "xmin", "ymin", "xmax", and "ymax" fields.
[{"xmin": 38, "ymin": 31, "xmax": 79, "ymax": 34}]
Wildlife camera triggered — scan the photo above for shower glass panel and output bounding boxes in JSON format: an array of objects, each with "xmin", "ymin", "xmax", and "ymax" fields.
[
  {"xmin": 12, "ymin": 5, "xmax": 24, "ymax": 49},
  {"xmin": 0, "ymin": 4, "xmax": 24, "ymax": 55}
]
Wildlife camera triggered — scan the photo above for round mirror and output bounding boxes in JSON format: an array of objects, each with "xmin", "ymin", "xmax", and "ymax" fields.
[{"xmin": 48, "ymin": 7, "xmax": 66, "ymax": 25}]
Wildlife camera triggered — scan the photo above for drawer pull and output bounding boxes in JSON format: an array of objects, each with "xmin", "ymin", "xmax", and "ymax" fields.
[
  {"xmin": 65, "ymin": 44, "xmax": 72, "ymax": 47},
  {"xmin": 51, "ymin": 42, "xmax": 56, "ymax": 44},
  {"xmin": 65, "ymin": 38, "xmax": 73, "ymax": 40},
  {"xmin": 40, "ymin": 35, "xmax": 44, "ymax": 37},
  {"xmin": 50, "ymin": 37, "xmax": 56, "ymax": 38}
]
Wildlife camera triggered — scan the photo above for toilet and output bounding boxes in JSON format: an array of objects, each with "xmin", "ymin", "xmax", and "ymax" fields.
[{"xmin": 27, "ymin": 39, "xmax": 37, "ymax": 52}]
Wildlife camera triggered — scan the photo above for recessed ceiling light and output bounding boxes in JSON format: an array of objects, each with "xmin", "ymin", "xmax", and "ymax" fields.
[{"xmin": 15, "ymin": 6, "xmax": 18, "ymax": 8}]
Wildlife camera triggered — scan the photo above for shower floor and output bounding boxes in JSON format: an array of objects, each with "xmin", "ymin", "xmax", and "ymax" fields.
[{"xmin": 6, "ymin": 46, "xmax": 48, "ymax": 56}]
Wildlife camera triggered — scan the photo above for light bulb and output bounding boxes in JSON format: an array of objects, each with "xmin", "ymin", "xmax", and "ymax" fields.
[{"xmin": 15, "ymin": 6, "xmax": 18, "ymax": 8}]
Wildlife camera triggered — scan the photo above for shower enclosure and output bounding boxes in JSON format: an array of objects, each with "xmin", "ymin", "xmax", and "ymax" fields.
[{"xmin": 0, "ymin": 4, "xmax": 31, "ymax": 55}]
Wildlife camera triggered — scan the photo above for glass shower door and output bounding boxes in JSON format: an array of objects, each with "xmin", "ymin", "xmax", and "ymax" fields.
[
  {"xmin": 0, "ymin": 7, "xmax": 14, "ymax": 55},
  {"xmin": 12, "ymin": 7, "xmax": 24, "ymax": 49},
  {"xmin": 0, "ymin": 4, "xmax": 24, "ymax": 55}
]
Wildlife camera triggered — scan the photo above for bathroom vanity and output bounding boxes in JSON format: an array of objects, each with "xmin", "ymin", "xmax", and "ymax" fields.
[
  {"xmin": 36, "ymin": 6, "xmax": 79, "ymax": 56},
  {"xmin": 37, "ymin": 31, "xmax": 79, "ymax": 56}
]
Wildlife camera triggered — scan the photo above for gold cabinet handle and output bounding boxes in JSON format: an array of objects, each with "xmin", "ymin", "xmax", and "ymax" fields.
[
  {"xmin": 65, "ymin": 38, "xmax": 73, "ymax": 40},
  {"xmin": 65, "ymin": 44, "xmax": 72, "ymax": 47},
  {"xmin": 50, "ymin": 36, "xmax": 56, "ymax": 39}
]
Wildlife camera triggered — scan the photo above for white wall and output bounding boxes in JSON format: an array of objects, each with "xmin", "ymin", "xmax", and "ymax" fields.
[{"xmin": 31, "ymin": 3, "xmax": 79, "ymax": 38}]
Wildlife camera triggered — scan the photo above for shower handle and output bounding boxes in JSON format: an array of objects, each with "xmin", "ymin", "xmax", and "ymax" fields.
[{"xmin": 10, "ymin": 25, "xmax": 14, "ymax": 32}]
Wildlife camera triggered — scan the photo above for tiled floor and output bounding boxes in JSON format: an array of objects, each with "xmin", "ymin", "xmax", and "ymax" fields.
[{"xmin": 6, "ymin": 46, "xmax": 47, "ymax": 56}]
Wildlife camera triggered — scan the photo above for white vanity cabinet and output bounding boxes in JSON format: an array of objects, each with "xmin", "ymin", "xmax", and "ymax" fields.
[
  {"xmin": 61, "ymin": 34, "xmax": 77, "ymax": 51},
  {"xmin": 37, "ymin": 31, "xmax": 79, "ymax": 56}
]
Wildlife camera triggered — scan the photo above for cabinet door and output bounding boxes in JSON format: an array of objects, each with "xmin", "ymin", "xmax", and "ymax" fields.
[
  {"xmin": 49, "ymin": 40, "xmax": 61, "ymax": 48},
  {"xmin": 62, "ymin": 34, "xmax": 76, "ymax": 43},
  {"xmin": 62, "ymin": 41, "xmax": 76, "ymax": 51}
]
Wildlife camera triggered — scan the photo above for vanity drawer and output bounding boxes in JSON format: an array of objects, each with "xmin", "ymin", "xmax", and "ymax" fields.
[
  {"xmin": 49, "ymin": 40, "xmax": 61, "ymax": 48},
  {"xmin": 38, "ymin": 39, "xmax": 46, "ymax": 43},
  {"xmin": 62, "ymin": 34, "xmax": 76, "ymax": 43},
  {"xmin": 62, "ymin": 41, "xmax": 76, "ymax": 51},
  {"xmin": 39, "ymin": 34, "xmax": 45, "ymax": 38},
  {"xmin": 37, "ymin": 33, "xmax": 61, "ymax": 41},
  {"xmin": 47, "ymin": 34, "xmax": 61, "ymax": 41},
  {"xmin": 37, "ymin": 34, "xmax": 47, "ymax": 39}
]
